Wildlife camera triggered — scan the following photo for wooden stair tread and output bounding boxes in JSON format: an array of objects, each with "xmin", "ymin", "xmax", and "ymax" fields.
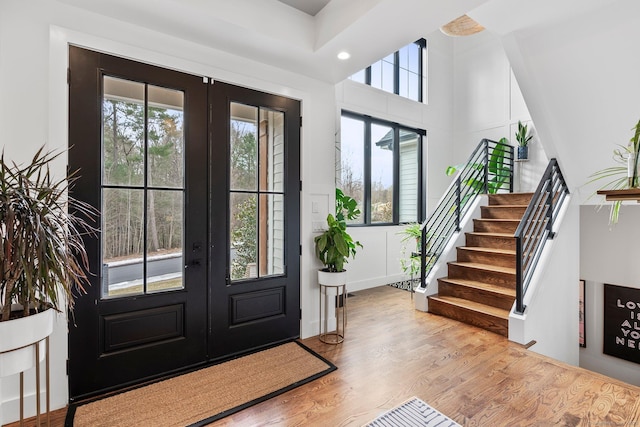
[
  {"xmin": 429, "ymin": 295, "xmax": 510, "ymax": 319},
  {"xmin": 459, "ymin": 246, "xmax": 515, "ymax": 256},
  {"xmin": 475, "ymin": 218, "xmax": 520, "ymax": 223},
  {"xmin": 449, "ymin": 261, "xmax": 516, "ymax": 275},
  {"xmin": 483, "ymin": 204, "xmax": 528, "ymax": 209},
  {"xmin": 439, "ymin": 277, "xmax": 516, "ymax": 297},
  {"xmin": 467, "ymin": 232, "xmax": 514, "ymax": 238}
]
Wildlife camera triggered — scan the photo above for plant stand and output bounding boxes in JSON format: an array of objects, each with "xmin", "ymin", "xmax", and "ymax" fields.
[
  {"xmin": 0, "ymin": 309, "xmax": 53, "ymax": 427},
  {"xmin": 318, "ymin": 283, "xmax": 347, "ymax": 344}
]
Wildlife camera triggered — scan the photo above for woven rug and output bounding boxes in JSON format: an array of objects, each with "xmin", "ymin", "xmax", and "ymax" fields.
[
  {"xmin": 364, "ymin": 397, "xmax": 461, "ymax": 427},
  {"xmin": 66, "ymin": 341, "xmax": 336, "ymax": 427}
]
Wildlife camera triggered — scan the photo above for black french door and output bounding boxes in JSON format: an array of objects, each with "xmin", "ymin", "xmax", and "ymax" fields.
[
  {"xmin": 208, "ymin": 82, "xmax": 301, "ymax": 359},
  {"xmin": 68, "ymin": 47, "xmax": 300, "ymax": 399}
]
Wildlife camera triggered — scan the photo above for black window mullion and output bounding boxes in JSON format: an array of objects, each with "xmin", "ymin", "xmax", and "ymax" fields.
[
  {"xmin": 392, "ymin": 127, "xmax": 400, "ymax": 224},
  {"xmin": 364, "ymin": 118, "xmax": 372, "ymax": 225},
  {"xmin": 365, "ymin": 66, "xmax": 372, "ymax": 86},
  {"xmin": 417, "ymin": 39, "xmax": 426, "ymax": 103},
  {"xmin": 393, "ymin": 51, "xmax": 400, "ymax": 96},
  {"xmin": 418, "ymin": 133, "xmax": 425, "ymax": 222},
  {"xmin": 256, "ymin": 107, "xmax": 261, "ymax": 280},
  {"xmin": 143, "ymin": 83, "xmax": 149, "ymax": 294}
]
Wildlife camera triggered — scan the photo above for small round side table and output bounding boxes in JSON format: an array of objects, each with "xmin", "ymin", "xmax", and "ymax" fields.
[{"xmin": 319, "ymin": 283, "xmax": 347, "ymax": 344}]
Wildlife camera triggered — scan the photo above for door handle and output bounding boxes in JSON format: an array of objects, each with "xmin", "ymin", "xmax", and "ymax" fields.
[{"xmin": 187, "ymin": 258, "xmax": 202, "ymax": 268}]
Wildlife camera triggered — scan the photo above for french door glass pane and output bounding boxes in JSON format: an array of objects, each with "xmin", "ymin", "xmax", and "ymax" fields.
[
  {"xmin": 371, "ymin": 124, "xmax": 394, "ymax": 223},
  {"xmin": 399, "ymin": 130, "xmax": 420, "ymax": 223},
  {"xmin": 258, "ymin": 109, "xmax": 284, "ymax": 193},
  {"xmin": 259, "ymin": 194, "xmax": 284, "ymax": 276},
  {"xmin": 230, "ymin": 193, "xmax": 258, "ymax": 280},
  {"xmin": 103, "ymin": 76, "xmax": 145, "ymax": 187},
  {"xmin": 147, "ymin": 190, "xmax": 184, "ymax": 292},
  {"xmin": 102, "ymin": 188, "xmax": 144, "ymax": 297},
  {"xmin": 230, "ymin": 103, "xmax": 258, "ymax": 191},
  {"xmin": 147, "ymin": 86, "xmax": 184, "ymax": 189},
  {"xmin": 102, "ymin": 76, "xmax": 186, "ymax": 298}
]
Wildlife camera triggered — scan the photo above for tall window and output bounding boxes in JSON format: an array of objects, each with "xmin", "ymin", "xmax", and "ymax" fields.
[
  {"xmin": 349, "ymin": 39, "xmax": 426, "ymax": 102},
  {"xmin": 339, "ymin": 111, "xmax": 425, "ymax": 225}
]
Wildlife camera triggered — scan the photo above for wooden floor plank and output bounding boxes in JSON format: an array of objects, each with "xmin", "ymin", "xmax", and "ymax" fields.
[{"xmin": 4, "ymin": 285, "xmax": 640, "ymax": 426}]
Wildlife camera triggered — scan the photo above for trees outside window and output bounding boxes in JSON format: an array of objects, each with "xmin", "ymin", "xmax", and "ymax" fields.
[{"xmin": 339, "ymin": 111, "xmax": 425, "ymax": 225}]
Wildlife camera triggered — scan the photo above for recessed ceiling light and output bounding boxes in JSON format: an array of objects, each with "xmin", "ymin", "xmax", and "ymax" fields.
[{"xmin": 337, "ymin": 51, "xmax": 351, "ymax": 60}]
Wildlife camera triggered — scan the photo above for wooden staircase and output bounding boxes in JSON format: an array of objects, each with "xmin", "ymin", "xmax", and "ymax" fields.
[{"xmin": 428, "ymin": 193, "xmax": 533, "ymax": 337}]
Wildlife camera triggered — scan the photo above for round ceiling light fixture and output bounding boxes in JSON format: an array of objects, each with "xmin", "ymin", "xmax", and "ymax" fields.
[
  {"xmin": 337, "ymin": 51, "xmax": 351, "ymax": 60},
  {"xmin": 440, "ymin": 14, "xmax": 485, "ymax": 37}
]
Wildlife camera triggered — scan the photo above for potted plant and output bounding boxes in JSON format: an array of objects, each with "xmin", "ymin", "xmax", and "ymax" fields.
[
  {"xmin": 588, "ymin": 118, "xmax": 640, "ymax": 224},
  {"xmin": 446, "ymin": 137, "xmax": 512, "ymax": 196},
  {"xmin": 0, "ymin": 147, "xmax": 95, "ymax": 376},
  {"xmin": 398, "ymin": 223, "xmax": 422, "ymax": 291},
  {"xmin": 516, "ymin": 120, "xmax": 533, "ymax": 160},
  {"xmin": 314, "ymin": 189, "xmax": 363, "ymax": 285}
]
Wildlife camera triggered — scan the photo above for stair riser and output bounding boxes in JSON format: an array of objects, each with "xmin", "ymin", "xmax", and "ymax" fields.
[
  {"xmin": 481, "ymin": 206, "xmax": 527, "ymax": 219},
  {"xmin": 428, "ymin": 297, "xmax": 508, "ymax": 337},
  {"xmin": 489, "ymin": 193, "xmax": 533, "ymax": 206},
  {"xmin": 448, "ymin": 263, "xmax": 515, "ymax": 288},
  {"xmin": 437, "ymin": 280, "xmax": 515, "ymax": 311},
  {"xmin": 465, "ymin": 233, "xmax": 516, "ymax": 251},
  {"xmin": 473, "ymin": 219, "xmax": 519, "ymax": 233},
  {"xmin": 456, "ymin": 248, "xmax": 515, "ymax": 268}
]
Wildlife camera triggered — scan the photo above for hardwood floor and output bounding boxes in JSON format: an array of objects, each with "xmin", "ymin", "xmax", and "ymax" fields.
[{"xmin": 6, "ymin": 285, "xmax": 640, "ymax": 426}]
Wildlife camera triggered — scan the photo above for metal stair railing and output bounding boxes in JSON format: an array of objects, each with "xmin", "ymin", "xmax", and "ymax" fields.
[
  {"xmin": 419, "ymin": 139, "xmax": 514, "ymax": 289},
  {"xmin": 514, "ymin": 158, "xmax": 569, "ymax": 314}
]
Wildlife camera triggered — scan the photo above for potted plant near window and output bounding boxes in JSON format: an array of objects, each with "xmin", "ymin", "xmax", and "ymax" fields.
[
  {"xmin": 516, "ymin": 120, "xmax": 533, "ymax": 160},
  {"xmin": 0, "ymin": 147, "xmax": 95, "ymax": 377},
  {"xmin": 314, "ymin": 189, "xmax": 363, "ymax": 285},
  {"xmin": 398, "ymin": 223, "xmax": 422, "ymax": 292}
]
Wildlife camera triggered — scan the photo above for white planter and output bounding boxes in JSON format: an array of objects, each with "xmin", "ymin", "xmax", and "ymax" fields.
[
  {"xmin": 0, "ymin": 308, "xmax": 54, "ymax": 377},
  {"xmin": 318, "ymin": 269, "xmax": 347, "ymax": 286}
]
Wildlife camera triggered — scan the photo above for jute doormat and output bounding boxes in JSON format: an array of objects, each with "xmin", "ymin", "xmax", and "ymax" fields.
[{"xmin": 66, "ymin": 341, "xmax": 336, "ymax": 427}]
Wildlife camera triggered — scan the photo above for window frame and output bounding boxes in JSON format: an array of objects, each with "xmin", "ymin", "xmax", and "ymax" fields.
[
  {"xmin": 340, "ymin": 110, "xmax": 426, "ymax": 226},
  {"xmin": 355, "ymin": 39, "xmax": 426, "ymax": 102}
]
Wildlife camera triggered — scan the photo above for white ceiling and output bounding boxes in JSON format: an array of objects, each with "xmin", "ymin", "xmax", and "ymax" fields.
[
  {"xmin": 58, "ymin": 0, "xmax": 615, "ymax": 84},
  {"xmin": 277, "ymin": 0, "xmax": 330, "ymax": 16}
]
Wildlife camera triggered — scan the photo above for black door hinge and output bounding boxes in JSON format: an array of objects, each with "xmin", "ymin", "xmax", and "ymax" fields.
[
  {"xmin": 67, "ymin": 68, "xmax": 71, "ymax": 85},
  {"xmin": 299, "ymin": 116, "xmax": 303, "ymax": 127},
  {"xmin": 299, "ymin": 309, "xmax": 302, "ymax": 319},
  {"xmin": 299, "ymin": 180, "xmax": 302, "ymax": 191},
  {"xmin": 66, "ymin": 359, "xmax": 70, "ymax": 375},
  {"xmin": 299, "ymin": 245, "xmax": 302, "ymax": 255}
]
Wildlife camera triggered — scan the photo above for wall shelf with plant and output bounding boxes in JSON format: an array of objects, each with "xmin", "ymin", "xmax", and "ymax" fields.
[{"xmin": 589, "ymin": 118, "xmax": 640, "ymax": 224}]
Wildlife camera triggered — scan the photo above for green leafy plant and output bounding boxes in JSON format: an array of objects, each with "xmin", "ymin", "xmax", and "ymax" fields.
[
  {"xmin": 446, "ymin": 137, "xmax": 512, "ymax": 195},
  {"xmin": 398, "ymin": 223, "xmax": 422, "ymax": 279},
  {"xmin": 588, "ymin": 118, "xmax": 640, "ymax": 224},
  {"xmin": 0, "ymin": 147, "xmax": 97, "ymax": 321},
  {"xmin": 314, "ymin": 189, "xmax": 363, "ymax": 272},
  {"xmin": 335, "ymin": 188, "xmax": 361, "ymax": 223},
  {"xmin": 516, "ymin": 121, "xmax": 533, "ymax": 147}
]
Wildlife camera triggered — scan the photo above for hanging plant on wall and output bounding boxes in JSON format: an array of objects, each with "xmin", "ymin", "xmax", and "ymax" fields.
[
  {"xmin": 515, "ymin": 121, "xmax": 533, "ymax": 160},
  {"xmin": 587, "ymin": 118, "xmax": 640, "ymax": 224}
]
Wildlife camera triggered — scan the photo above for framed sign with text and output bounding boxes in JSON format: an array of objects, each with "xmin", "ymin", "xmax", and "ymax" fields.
[{"xmin": 603, "ymin": 283, "xmax": 640, "ymax": 364}]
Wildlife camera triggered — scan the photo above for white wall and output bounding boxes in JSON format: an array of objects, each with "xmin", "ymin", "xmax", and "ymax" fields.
[
  {"xmin": 333, "ymin": 30, "xmax": 457, "ymax": 291},
  {"xmin": 453, "ymin": 31, "xmax": 548, "ymax": 193},
  {"xmin": 509, "ymin": 199, "xmax": 580, "ymax": 365},
  {"xmin": 492, "ymin": 0, "xmax": 640, "ymax": 387},
  {"xmin": 580, "ymin": 205, "xmax": 640, "ymax": 386},
  {"xmin": 0, "ymin": 0, "xmax": 336, "ymax": 422},
  {"xmin": 501, "ymin": 0, "xmax": 640, "ymax": 199}
]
